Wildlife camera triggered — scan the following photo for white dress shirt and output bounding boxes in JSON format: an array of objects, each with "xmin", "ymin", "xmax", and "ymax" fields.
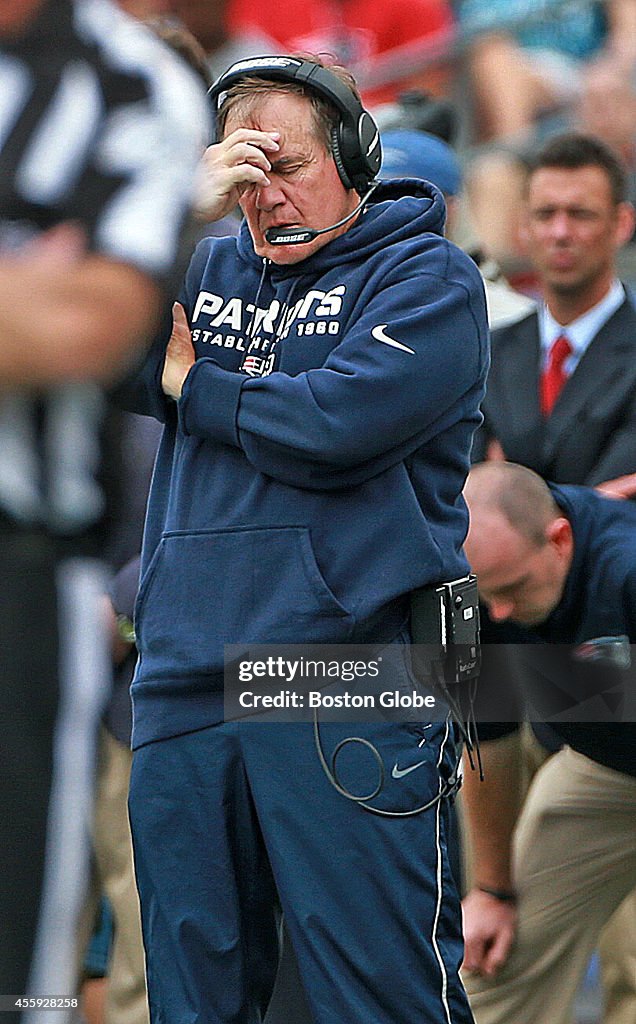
[{"xmin": 539, "ymin": 279, "xmax": 625, "ymax": 375}]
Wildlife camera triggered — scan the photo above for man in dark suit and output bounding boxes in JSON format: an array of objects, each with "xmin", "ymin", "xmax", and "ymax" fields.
[
  {"xmin": 467, "ymin": 133, "xmax": 636, "ymax": 1024},
  {"xmin": 472, "ymin": 132, "xmax": 636, "ymax": 489}
]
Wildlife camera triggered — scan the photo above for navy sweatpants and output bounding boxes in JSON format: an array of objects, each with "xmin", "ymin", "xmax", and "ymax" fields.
[{"xmin": 129, "ymin": 716, "xmax": 474, "ymax": 1024}]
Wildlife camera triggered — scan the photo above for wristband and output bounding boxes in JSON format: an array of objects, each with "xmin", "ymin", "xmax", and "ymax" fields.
[{"xmin": 477, "ymin": 885, "xmax": 517, "ymax": 904}]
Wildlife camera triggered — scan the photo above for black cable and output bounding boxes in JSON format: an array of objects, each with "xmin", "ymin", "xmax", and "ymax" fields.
[{"xmin": 313, "ymin": 709, "xmax": 462, "ymax": 818}]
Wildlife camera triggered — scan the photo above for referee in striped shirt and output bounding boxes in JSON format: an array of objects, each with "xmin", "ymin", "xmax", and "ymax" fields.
[{"xmin": 0, "ymin": 3, "xmax": 209, "ymax": 1018}]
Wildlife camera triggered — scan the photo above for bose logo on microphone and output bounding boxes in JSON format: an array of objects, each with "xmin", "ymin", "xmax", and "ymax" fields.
[{"xmin": 266, "ymin": 229, "xmax": 315, "ymax": 245}]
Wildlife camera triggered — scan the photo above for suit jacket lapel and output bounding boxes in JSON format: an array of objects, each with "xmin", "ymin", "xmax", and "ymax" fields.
[
  {"xmin": 542, "ymin": 299, "xmax": 635, "ymax": 463},
  {"xmin": 497, "ymin": 313, "xmax": 542, "ymax": 440}
]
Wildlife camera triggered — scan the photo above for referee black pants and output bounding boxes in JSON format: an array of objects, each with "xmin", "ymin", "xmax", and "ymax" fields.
[{"xmin": 0, "ymin": 531, "xmax": 58, "ymax": 1015}]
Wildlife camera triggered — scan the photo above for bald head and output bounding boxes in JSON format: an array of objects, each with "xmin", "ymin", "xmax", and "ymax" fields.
[
  {"xmin": 463, "ymin": 463, "xmax": 573, "ymax": 626},
  {"xmin": 464, "ymin": 462, "xmax": 560, "ymax": 545}
]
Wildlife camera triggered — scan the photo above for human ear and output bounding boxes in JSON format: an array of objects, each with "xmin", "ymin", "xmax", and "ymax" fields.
[
  {"xmin": 546, "ymin": 517, "xmax": 573, "ymax": 560},
  {"xmin": 615, "ymin": 201, "xmax": 636, "ymax": 248}
]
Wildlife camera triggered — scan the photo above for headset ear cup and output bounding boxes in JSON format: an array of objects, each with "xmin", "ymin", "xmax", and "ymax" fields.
[
  {"xmin": 331, "ymin": 125, "xmax": 354, "ymax": 190},
  {"xmin": 359, "ymin": 111, "xmax": 382, "ymax": 181}
]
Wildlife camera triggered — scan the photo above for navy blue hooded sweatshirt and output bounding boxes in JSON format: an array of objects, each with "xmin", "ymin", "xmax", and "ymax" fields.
[{"xmin": 127, "ymin": 180, "xmax": 489, "ymax": 747}]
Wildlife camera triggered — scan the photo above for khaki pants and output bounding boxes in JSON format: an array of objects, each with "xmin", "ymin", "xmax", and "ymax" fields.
[
  {"xmin": 463, "ymin": 744, "xmax": 636, "ymax": 1024},
  {"xmin": 92, "ymin": 728, "xmax": 149, "ymax": 1024}
]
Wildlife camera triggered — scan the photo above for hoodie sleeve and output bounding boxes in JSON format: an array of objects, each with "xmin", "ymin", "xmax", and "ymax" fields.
[
  {"xmin": 178, "ymin": 255, "xmax": 489, "ymax": 489},
  {"xmin": 110, "ymin": 303, "xmax": 173, "ymax": 420},
  {"xmin": 110, "ymin": 240, "xmax": 212, "ymax": 420}
]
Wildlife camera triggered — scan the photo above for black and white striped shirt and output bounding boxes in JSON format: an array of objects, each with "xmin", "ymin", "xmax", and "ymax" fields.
[{"xmin": 0, "ymin": 0, "xmax": 208, "ymax": 544}]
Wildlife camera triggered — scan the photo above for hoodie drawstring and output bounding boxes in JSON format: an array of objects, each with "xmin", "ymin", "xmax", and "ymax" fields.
[{"xmin": 240, "ymin": 263, "xmax": 305, "ymax": 378}]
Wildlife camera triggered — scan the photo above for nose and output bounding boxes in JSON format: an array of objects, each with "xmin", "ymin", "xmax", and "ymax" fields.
[
  {"xmin": 488, "ymin": 598, "xmax": 514, "ymax": 622},
  {"xmin": 549, "ymin": 211, "xmax": 572, "ymax": 241},
  {"xmin": 255, "ymin": 180, "xmax": 286, "ymax": 212}
]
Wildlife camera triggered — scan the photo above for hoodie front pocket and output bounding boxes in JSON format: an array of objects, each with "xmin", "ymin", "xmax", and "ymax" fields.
[{"xmin": 135, "ymin": 527, "xmax": 354, "ymax": 678}]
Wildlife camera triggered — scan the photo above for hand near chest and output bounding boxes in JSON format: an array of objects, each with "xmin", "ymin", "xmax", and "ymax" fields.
[{"xmin": 162, "ymin": 302, "xmax": 195, "ymax": 400}]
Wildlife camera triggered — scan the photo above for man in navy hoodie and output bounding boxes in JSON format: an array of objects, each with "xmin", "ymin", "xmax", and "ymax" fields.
[
  {"xmin": 126, "ymin": 54, "xmax": 489, "ymax": 1023},
  {"xmin": 461, "ymin": 461, "xmax": 636, "ymax": 1024}
]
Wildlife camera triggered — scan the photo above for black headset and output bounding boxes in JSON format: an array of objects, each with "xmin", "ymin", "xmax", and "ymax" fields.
[{"xmin": 208, "ymin": 55, "xmax": 382, "ymax": 195}]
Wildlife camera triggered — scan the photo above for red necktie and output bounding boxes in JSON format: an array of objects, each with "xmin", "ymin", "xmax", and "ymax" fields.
[{"xmin": 540, "ymin": 334, "xmax": 572, "ymax": 416}]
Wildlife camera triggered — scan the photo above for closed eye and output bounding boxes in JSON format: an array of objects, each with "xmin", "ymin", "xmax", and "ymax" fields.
[{"xmin": 270, "ymin": 158, "xmax": 310, "ymax": 177}]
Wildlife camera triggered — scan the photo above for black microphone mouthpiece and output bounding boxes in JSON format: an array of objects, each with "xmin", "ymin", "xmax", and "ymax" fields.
[{"xmin": 264, "ymin": 226, "xmax": 318, "ymax": 245}]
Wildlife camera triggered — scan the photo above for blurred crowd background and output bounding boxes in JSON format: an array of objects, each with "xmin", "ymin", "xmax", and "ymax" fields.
[{"xmin": 120, "ymin": 0, "xmax": 636, "ymax": 288}]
